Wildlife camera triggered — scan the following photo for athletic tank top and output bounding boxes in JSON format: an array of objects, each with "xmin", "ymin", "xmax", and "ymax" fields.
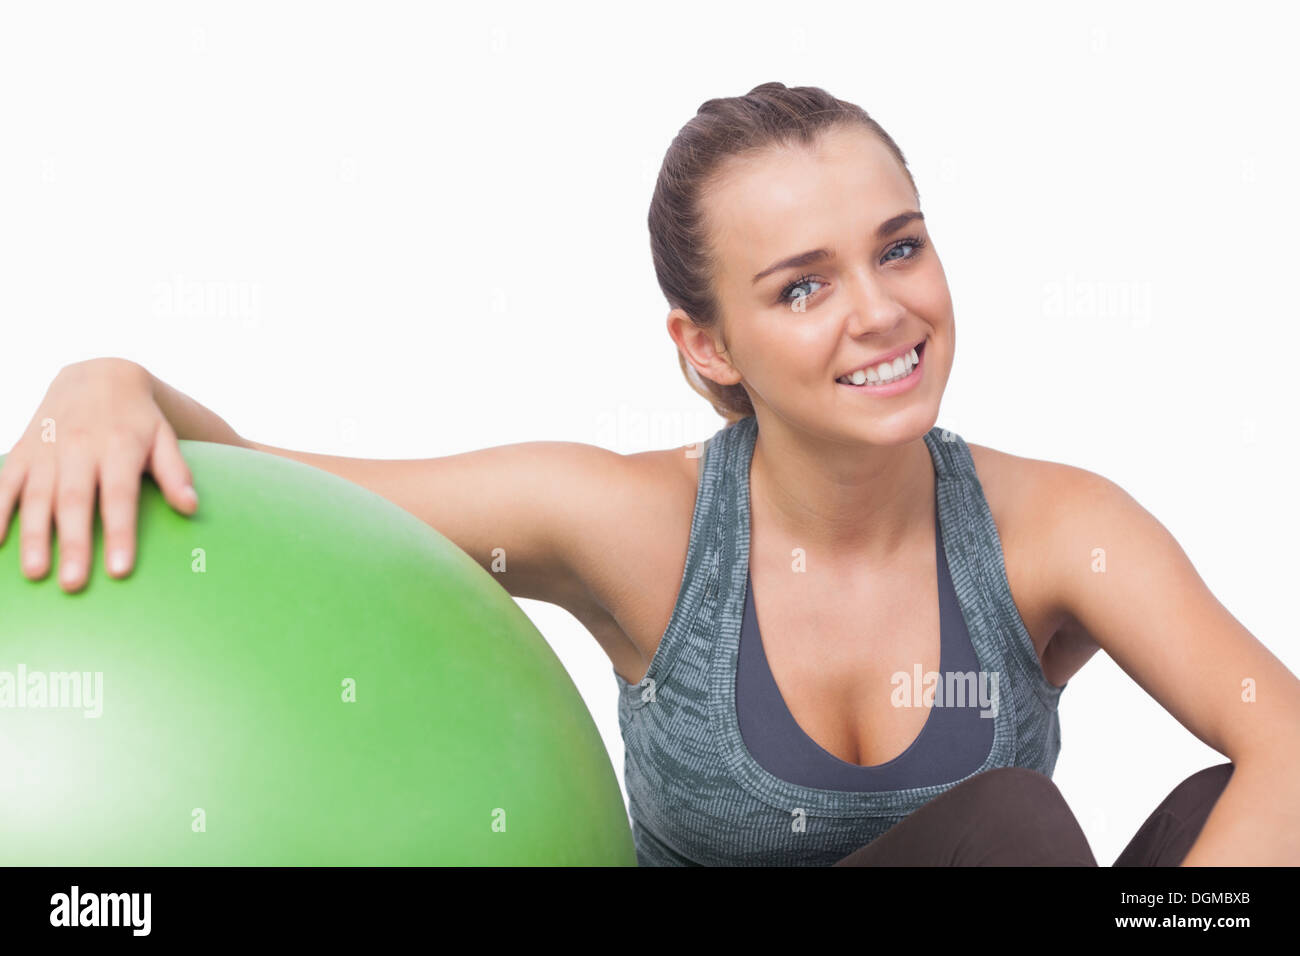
[
  {"xmin": 612, "ymin": 414, "xmax": 1068, "ymax": 866},
  {"xmin": 735, "ymin": 493, "xmax": 994, "ymax": 790}
]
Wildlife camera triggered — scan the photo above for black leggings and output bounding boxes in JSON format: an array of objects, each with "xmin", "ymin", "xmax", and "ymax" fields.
[{"xmin": 833, "ymin": 762, "xmax": 1234, "ymax": 866}]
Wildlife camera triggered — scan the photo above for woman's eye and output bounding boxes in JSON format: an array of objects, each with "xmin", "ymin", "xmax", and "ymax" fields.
[
  {"xmin": 883, "ymin": 238, "xmax": 923, "ymax": 262},
  {"xmin": 778, "ymin": 237, "xmax": 926, "ymax": 306},
  {"xmin": 780, "ymin": 275, "xmax": 825, "ymax": 304}
]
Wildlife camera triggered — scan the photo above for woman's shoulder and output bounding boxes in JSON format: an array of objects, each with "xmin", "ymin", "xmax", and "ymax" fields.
[
  {"xmin": 964, "ymin": 439, "xmax": 1084, "ymax": 552},
  {"xmin": 965, "ymin": 439, "xmax": 1037, "ymax": 509},
  {"xmin": 963, "ymin": 439, "xmax": 1105, "ymax": 520},
  {"xmin": 559, "ymin": 444, "xmax": 703, "ymax": 675},
  {"xmin": 627, "ymin": 431, "xmax": 1111, "ymax": 555},
  {"xmin": 636, "ymin": 431, "xmax": 1101, "ymax": 510},
  {"xmin": 962, "ymin": 439, "xmax": 1113, "ymax": 657}
]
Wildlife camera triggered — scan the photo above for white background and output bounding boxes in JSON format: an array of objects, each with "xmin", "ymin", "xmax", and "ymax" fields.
[{"xmin": 2, "ymin": 0, "xmax": 1296, "ymax": 866}]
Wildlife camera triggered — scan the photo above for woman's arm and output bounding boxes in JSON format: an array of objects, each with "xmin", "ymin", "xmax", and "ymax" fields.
[
  {"xmin": 152, "ymin": 366, "xmax": 631, "ymax": 609},
  {"xmin": 238, "ymin": 436, "xmax": 633, "ymax": 609},
  {"xmin": 3, "ymin": 359, "xmax": 632, "ymax": 618},
  {"xmin": 1033, "ymin": 463, "xmax": 1300, "ymax": 865},
  {"xmin": 148, "ymin": 366, "xmax": 249, "ymax": 449}
]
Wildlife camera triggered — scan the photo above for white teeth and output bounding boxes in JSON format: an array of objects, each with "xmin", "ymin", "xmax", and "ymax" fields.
[{"xmin": 839, "ymin": 346, "xmax": 920, "ymax": 386}]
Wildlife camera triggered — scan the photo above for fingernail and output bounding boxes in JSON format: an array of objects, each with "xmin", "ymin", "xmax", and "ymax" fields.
[
  {"xmin": 108, "ymin": 549, "xmax": 130, "ymax": 575},
  {"xmin": 23, "ymin": 549, "xmax": 41, "ymax": 572},
  {"xmin": 60, "ymin": 559, "xmax": 83, "ymax": 583},
  {"xmin": 183, "ymin": 484, "xmax": 198, "ymax": 503}
]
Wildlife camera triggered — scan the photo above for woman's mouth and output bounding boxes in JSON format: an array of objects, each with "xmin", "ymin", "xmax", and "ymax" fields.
[{"xmin": 835, "ymin": 339, "xmax": 926, "ymax": 392}]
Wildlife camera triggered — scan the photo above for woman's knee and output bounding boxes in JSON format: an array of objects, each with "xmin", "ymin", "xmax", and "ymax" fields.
[
  {"xmin": 1111, "ymin": 762, "xmax": 1235, "ymax": 867},
  {"xmin": 956, "ymin": 767, "xmax": 1068, "ymax": 818},
  {"xmin": 1167, "ymin": 762, "xmax": 1233, "ymax": 812},
  {"xmin": 950, "ymin": 766, "xmax": 1064, "ymax": 805},
  {"xmin": 1146, "ymin": 762, "xmax": 1235, "ymax": 833},
  {"xmin": 949, "ymin": 767, "xmax": 1095, "ymax": 864},
  {"xmin": 834, "ymin": 767, "xmax": 1094, "ymax": 865}
]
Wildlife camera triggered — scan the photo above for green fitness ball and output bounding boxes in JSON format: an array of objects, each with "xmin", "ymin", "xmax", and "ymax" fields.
[{"xmin": 0, "ymin": 441, "xmax": 635, "ymax": 866}]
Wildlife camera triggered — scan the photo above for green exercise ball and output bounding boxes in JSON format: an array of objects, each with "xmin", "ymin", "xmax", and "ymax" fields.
[{"xmin": 0, "ymin": 441, "xmax": 635, "ymax": 865}]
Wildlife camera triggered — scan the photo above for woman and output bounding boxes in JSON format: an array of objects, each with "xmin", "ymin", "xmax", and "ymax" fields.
[{"xmin": 2, "ymin": 82, "xmax": 1296, "ymax": 866}]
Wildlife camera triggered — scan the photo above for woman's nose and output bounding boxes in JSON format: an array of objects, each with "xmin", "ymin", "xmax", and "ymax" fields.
[{"xmin": 842, "ymin": 268, "xmax": 908, "ymax": 335}]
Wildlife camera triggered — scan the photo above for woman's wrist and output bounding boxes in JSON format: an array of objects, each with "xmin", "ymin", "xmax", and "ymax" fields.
[{"xmin": 146, "ymin": 366, "xmax": 248, "ymax": 449}]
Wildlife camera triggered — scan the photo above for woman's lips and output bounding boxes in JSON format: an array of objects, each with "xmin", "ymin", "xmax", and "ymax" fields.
[
  {"xmin": 835, "ymin": 337, "xmax": 926, "ymax": 381},
  {"xmin": 836, "ymin": 339, "xmax": 925, "ymax": 395}
]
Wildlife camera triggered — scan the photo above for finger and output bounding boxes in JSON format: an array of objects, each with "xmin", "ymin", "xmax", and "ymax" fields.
[
  {"xmin": 0, "ymin": 455, "xmax": 27, "ymax": 549},
  {"xmin": 18, "ymin": 458, "xmax": 55, "ymax": 580},
  {"xmin": 54, "ymin": 450, "xmax": 97, "ymax": 593},
  {"xmin": 98, "ymin": 450, "xmax": 141, "ymax": 579},
  {"xmin": 146, "ymin": 419, "xmax": 198, "ymax": 514}
]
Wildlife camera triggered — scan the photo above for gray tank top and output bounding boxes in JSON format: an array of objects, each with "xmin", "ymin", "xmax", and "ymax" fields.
[
  {"xmin": 613, "ymin": 414, "xmax": 1068, "ymax": 866},
  {"xmin": 735, "ymin": 494, "xmax": 994, "ymax": 791}
]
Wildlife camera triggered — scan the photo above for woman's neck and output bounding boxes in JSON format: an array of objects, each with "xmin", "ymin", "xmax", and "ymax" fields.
[{"xmin": 748, "ymin": 421, "xmax": 935, "ymax": 568}]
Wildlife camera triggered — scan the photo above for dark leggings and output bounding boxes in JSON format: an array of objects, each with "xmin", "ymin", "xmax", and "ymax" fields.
[{"xmin": 833, "ymin": 762, "xmax": 1234, "ymax": 866}]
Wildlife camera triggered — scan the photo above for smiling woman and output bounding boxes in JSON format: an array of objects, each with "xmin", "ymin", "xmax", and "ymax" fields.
[
  {"xmin": 610, "ymin": 80, "xmax": 1300, "ymax": 867},
  {"xmin": 4, "ymin": 77, "xmax": 1297, "ymax": 872},
  {"xmin": 650, "ymin": 85, "xmax": 930, "ymax": 425}
]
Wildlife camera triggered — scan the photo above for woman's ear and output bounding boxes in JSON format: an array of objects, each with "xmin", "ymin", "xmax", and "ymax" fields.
[{"xmin": 666, "ymin": 308, "xmax": 743, "ymax": 387}]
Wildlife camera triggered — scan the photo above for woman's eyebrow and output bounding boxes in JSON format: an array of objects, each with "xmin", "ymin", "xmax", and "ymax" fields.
[{"xmin": 751, "ymin": 210, "xmax": 925, "ymax": 284}]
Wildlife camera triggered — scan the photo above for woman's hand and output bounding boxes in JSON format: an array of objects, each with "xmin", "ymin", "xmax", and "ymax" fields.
[{"xmin": 0, "ymin": 357, "xmax": 199, "ymax": 592}]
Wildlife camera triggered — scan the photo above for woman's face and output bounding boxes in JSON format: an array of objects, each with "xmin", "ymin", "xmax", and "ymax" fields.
[{"xmin": 681, "ymin": 124, "xmax": 954, "ymax": 446}]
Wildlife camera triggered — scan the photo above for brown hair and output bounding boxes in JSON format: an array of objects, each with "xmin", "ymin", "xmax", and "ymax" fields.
[{"xmin": 648, "ymin": 82, "xmax": 919, "ymax": 423}]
